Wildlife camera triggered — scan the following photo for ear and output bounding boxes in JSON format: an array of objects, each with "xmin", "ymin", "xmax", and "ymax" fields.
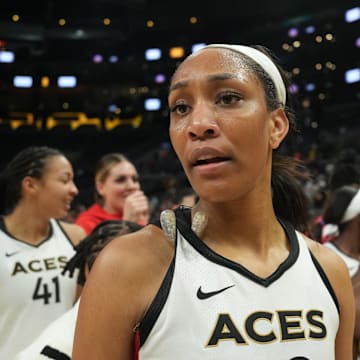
[
  {"xmin": 95, "ymin": 181, "xmax": 105, "ymax": 196},
  {"xmin": 269, "ymin": 108, "xmax": 289, "ymax": 149},
  {"xmin": 22, "ymin": 176, "xmax": 40, "ymax": 195}
]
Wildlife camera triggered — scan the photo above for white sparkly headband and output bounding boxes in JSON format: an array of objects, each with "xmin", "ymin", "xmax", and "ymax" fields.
[
  {"xmin": 204, "ymin": 44, "xmax": 287, "ymax": 106},
  {"xmin": 341, "ymin": 189, "xmax": 360, "ymax": 224}
]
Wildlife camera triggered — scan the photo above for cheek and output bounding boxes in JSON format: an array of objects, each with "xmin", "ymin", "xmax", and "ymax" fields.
[
  {"xmin": 227, "ymin": 117, "xmax": 270, "ymax": 172},
  {"xmin": 112, "ymin": 184, "xmax": 126, "ymax": 195},
  {"xmin": 170, "ymin": 116, "xmax": 188, "ymax": 134},
  {"xmin": 227, "ymin": 108, "xmax": 269, "ymax": 144},
  {"xmin": 102, "ymin": 184, "xmax": 123, "ymax": 199},
  {"xmin": 169, "ymin": 124, "xmax": 186, "ymax": 158}
]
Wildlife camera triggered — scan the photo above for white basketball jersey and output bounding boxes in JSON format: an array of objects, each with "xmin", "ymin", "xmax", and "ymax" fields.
[
  {"xmin": 14, "ymin": 300, "xmax": 79, "ymax": 360},
  {"xmin": 0, "ymin": 218, "xmax": 78, "ymax": 359},
  {"xmin": 139, "ymin": 209, "xmax": 339, "ymax": 360}
]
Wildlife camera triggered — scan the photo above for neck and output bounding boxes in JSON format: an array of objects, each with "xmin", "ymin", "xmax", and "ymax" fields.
[
  {"xmin": 194, "ymin": 195, "xmax": 284, "ymax": 250},
  {"xmin": 101, "ymin": 202, "xmax": 122, "ymax": 216},
  {"xmin": 4, "ymin": 206, "xmax": 50, "ymax": 245}
]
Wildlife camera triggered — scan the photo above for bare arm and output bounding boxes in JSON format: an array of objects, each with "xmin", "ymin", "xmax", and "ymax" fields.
[
  {"xmin": 308, "ymin": 240, "xmax": 355, "ymax": 360},
  {"xmin": 60, "ymin": 221, "xmax": 86, "ymax": 246},
  {"xmin": 72, "ymin": 226, "xmax": 173, "ymax": 359}
]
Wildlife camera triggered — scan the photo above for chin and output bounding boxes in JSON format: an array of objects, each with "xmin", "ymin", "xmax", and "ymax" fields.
[{"xmin": 55, "ymin": 210, "xmax": 68, "ymax": 220}]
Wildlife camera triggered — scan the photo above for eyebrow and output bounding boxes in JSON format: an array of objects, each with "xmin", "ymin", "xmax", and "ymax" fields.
[
  {"xmin": 60, "ymin": 171, "xmax": 73, "ymax": 178},
  {"xmin": 169, "ymin": 73, "xmax": 240, "ymax": 93}
]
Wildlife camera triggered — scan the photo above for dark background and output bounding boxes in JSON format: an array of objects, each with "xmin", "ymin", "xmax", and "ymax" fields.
[{"xmin": 0, "ymin": 0, "xmax": 359, "ymax": 207}]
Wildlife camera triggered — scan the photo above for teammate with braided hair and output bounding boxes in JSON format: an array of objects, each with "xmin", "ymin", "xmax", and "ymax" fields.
[{"xmin": 0, "ymin": 146, "xmax": 86, "ymax": 358}]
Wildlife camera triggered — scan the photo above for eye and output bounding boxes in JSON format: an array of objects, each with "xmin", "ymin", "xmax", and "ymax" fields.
[
  {"xmin": 115, "ymin": 176, "xmax": 127, "ymax": 183},
  {"xmin": 217, "ymin": 92, "xmax": 242, "ymax": 106},
  {"xmin": 60, "ymin": 175, "xmax": 72, "ymax": 184},
  {"xmin": 169, "ymin": 102, "xmax": 190, "ymax": 115}
]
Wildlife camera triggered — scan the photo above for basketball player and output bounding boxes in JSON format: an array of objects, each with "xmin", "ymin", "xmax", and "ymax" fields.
[
  {"xmin": 72, "ymin": 44, "xmax": 354, "ymax": 359},
  {"xmin": 0, "ymin": 146, "xmax": 85, "ymax": 358},
  {"xmin": 14, "ymin": 220, "xmax": 143, "ymax": 360}
]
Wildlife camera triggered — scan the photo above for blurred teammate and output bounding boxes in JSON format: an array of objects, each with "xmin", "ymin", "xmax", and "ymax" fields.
[{"xmin": 0, "ymin": 146, "xmax": 85, "ymax": 358}]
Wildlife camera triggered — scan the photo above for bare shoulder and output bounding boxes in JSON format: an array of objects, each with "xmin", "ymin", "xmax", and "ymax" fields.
[
  {"xmin": 59, "ymin": 221, "xmax": 86, "ymax": 246},
  {"xmin": 301, "ymin": 235, "xmax": 355, "ymax": 357},
  {"xmin": 89, "ymin": 224, "xmax": 174, "ymax": 319},
  {"xmin": 304, "ymin": 234, "xmax": 349, "ymax": 278},
  {"xmin": 302, "ymin": 233, "xmax": 352, "ymax": 302},
  {"xmin": 100, "ymin": 224, "xmax": 174, "ymax": 273},
  {"xmin": 73, "ymin": 224, "xmax": 175, "ymax": 357}
]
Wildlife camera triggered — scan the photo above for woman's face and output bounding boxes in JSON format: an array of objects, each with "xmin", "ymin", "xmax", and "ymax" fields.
[
  {"xmin": 35, "ymin": 155, "xmax": 79, "ymax": 219},
  {"xmin": 168, "ymin": 48, "xmax": 288, "ymax": 203},
  {"xmin": 96, "ymin": 161, "xmax": 140, "ymax": 214}
]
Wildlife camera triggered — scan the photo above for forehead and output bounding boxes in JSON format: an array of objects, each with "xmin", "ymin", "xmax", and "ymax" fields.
[
  {"xmin": 45, "ymin": 155, "xmax": 72, "ymax": 171},
  {"xmin": 171, "ymin": 48, "xmax": 255, "ymax": 85},
  {"xmin": 108, "ymin": 161, "xmax": 137, "ymax": 176},
  {"xmin": 44, "ymin": 155, "xmax": 71, "ymax": 172}
]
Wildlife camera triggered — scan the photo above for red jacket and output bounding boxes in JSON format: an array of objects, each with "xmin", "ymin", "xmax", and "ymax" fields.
[{"xmin": 75, "ymin": 203, "xmax": 123, "ymax": 235}]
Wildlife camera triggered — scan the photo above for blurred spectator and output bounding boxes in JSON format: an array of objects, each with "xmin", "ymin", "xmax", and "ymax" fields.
[
  {"xmin": 322, "ymin": 186, "xmax": 360, "ymax": 359},
  {"xmin": 75, "ymin": 153, "xmax": 149, "ymax": 234},
  {"xmin": 309, "ymin": 149, "xmax": 359, "ymax": 243}
]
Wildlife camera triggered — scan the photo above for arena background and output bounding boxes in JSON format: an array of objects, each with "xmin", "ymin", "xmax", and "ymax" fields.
[{"xmin": 0, "ymin": 0, "xmax": 359, "ymax": 217}]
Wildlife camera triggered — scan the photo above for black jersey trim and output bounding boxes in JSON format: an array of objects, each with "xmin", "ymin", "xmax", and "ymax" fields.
[
  {"xmin": 309, "ymin": 251, "xmax": 340, "ymax": 314},
  {"xmin": 139, "ymin": 252, "xmax": 176, "ymax": 346},
  {"xmin": 41, "ymin": 345, "xmax": 70, "ymax": 359},
  {"xmin": 138, "ymin": 218, "xmax": 176, "ymax": 345},
  {"xmin": 175, "ymin": 207, "xmax": 299, "ymax": 288},
  {"xmin": 55, "ymin": 219, "xmax": 76, "ymax": 249},
  {"xmin": 0, "ymin": 216, "xmax": 54, "ymax": 247}
]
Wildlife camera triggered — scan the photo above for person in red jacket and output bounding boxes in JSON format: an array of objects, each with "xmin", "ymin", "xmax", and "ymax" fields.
[{"xmin": 76, "ymin": 153, "xmax": 149, "ymax": 234}]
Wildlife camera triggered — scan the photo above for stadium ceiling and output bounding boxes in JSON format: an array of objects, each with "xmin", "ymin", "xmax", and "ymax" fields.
[{"xmin": 0, "ymin": 0, "xmax": 358, "ymax": 122}]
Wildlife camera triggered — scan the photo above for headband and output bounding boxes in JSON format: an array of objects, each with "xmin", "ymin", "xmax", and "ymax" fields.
[
  {"xmin": 341, "ymin": 189, "xmax": 360, "ymax": 224},
  {"xmin": 204, "ymin": 44, "xmax": 287, "ymax": 106}
]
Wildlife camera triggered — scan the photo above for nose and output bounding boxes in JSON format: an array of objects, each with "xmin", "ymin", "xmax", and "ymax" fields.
[
  {"xmin": 126, "ymin": 177, "xmax": 140, "ymax": 189},
  {"xmin": 187, "ymin": 104, "xmax": 220, "ymax": 140},
  {"xmin": 70, "ymin": 181, "xmax": 79, "ymax": 196}
]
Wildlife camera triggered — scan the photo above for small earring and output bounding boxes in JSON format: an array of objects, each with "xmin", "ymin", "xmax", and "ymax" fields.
[
  {"xmin": 191, "ymin": 211, "xmax": 208, "ymax": 237},
  {"xmin": 160, "ymin": 209, "xmax": 176, "ymax": 242}
]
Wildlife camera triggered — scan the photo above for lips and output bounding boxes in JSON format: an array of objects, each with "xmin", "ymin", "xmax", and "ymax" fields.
[
  {"xmin": 190, "ymin": 147, "xmax": 231, "ymax": 166},
  {"xmin": 65, "ymin": 198, "xmax": 74, "ymax": 208}
]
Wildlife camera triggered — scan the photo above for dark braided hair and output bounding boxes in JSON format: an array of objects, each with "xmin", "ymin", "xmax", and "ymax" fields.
[
  {"xmin": 246, "ymin": 45, "xmax": 310, "ymax": 231},
  {"xmin": 63, "ymin": 220, "xmax": 143, "ymax": 286},
  {"xmin": 0, "ymin": 146, "xmax": 63, "ymax": 214},
  {"xmin": 271, "ymin": 156, "xmax": 311, "ymax": 233},
  {"xmin": 229, "ymin": 45, "xmax": 310, "ymax": 231}
]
